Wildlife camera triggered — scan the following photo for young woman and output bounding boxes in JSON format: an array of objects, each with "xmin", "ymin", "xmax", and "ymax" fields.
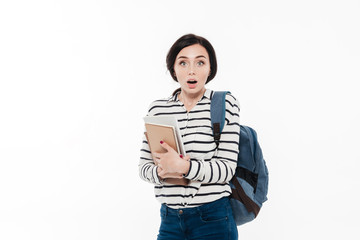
[{"xmin": 139, "ymin": 34, "xmax": 240, "ymax": 240}]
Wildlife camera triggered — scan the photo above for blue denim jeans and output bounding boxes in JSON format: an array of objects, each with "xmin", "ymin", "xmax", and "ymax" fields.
[{"xmin": 157, "ymin": 197, "xmax": 238, "ymax": 240}]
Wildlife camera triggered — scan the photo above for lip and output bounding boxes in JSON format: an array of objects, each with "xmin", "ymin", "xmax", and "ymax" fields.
[
  {"xmin": 187, "ymin": 78, "xmax": 198, "ymax": 83},
  {"xmin": 186, "ymin": 79, "xmax": 198, "ymax": 89}
]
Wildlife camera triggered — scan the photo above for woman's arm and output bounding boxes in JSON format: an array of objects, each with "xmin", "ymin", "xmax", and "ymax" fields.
[
  {"xmin": 138, "ymin": 134, "xmax": 163, "ymax": 185},
  {"xmin": 184, "ymin": 94, "xmax": 240, "ymax": 184},
  {"xmin": 138, "ymin": 100, "xmax": 164, "ymax": 185}
]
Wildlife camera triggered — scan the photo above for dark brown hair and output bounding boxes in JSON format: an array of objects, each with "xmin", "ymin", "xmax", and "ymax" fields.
[{"xmin": 166, "ymin": 34, "xmax": 217, "ymax": 95}]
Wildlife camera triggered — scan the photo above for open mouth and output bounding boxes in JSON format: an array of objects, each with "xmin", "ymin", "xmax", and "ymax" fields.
[
  {"xmin": 186, "ymin": 80, "xmax": 198, "ymax": 89},
  {"xmin": 187, "ymin": 80, "xmax": 198, "ymax": 84}
]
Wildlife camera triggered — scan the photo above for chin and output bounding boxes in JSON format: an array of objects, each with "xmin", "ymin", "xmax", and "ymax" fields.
[{"xmin": 183, "ymin": 87, "xmax": 205, "ymax": 94}]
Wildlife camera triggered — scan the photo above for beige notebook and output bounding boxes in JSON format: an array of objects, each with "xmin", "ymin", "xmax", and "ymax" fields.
[
  {"xmin": 143, "ymin": 116, "xmax": 185, "ymax": 156},
  {"xmin": 144, "ymin": 123, "xmax": 180, "ymax": 154},
  {"xmin": 144, "ymin": 123, "xmax": 188, "ymax": 186}
]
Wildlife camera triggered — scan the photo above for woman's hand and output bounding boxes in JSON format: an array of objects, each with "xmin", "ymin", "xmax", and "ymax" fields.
[{"xmin": 153, "ymin": 141, "xmax": 190, "ymax": 179}]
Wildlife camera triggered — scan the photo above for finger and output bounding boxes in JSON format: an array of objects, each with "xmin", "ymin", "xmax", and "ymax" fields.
[
  {"xmin": 159, "ymin": 141, "xmax": 172, "ymax": 152},
  {"xmin": 154, "ymin": 158, "xmax": 160, "ymax": 165},
  {"xmin": 158, "ymin": 169, "xmax": 166, "ymax": 178}
]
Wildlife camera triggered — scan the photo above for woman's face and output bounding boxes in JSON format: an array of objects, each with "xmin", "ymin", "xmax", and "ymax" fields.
[{"xmin": 173, "ymin": 44, "xmax": 211, "ymax": 96}]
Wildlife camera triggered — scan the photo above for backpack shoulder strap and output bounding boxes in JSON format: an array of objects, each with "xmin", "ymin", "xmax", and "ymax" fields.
[{"xmin": 210, "ymin": 91, "xmax": 230, "ymax": 147}]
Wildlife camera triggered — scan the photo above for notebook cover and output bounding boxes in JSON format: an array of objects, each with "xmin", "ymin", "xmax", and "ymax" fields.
[
  {"xmin": 145, "ymin": 123, "xmax": 179, "ymax": 154},
  {"xmin": 144, "ymin": 123, "xmax": 188, "ymax": 186}
]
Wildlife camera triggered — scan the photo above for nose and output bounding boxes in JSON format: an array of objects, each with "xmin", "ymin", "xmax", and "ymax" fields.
[{"xmin": 188, "ymin": 65, "xmax": 195, "ymax": 75}]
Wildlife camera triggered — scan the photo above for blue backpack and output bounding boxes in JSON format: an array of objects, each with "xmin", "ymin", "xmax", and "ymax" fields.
[{"xmin": 210, "ymin": 91, "xmax": 269, "ymax": 226}]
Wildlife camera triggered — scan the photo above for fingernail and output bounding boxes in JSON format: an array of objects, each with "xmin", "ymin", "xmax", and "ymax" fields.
[
  {"xmin": 160, "ymin": 141, "xmax": 164, "ymax": 144},
  {"xmin": 180, "ymin": 154, "xmax": 183, "ymax": 158}
]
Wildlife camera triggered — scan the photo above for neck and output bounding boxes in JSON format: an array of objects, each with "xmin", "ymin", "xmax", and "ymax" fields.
[{"xmin": 179, "ymin": 88, "xmax": 206, "ymax": 107}]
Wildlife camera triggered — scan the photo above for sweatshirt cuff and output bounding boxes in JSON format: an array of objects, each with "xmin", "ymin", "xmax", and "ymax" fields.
[
  {"xmin": 183, "ymin": 159, "xmax": 201, "ymax": 180},
  {"xmin": 153, "ymin": 166, "xmax": 163, "ymax": 185}
]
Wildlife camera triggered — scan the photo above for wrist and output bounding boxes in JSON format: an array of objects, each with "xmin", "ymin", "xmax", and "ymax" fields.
[{"xmin": 177, "ymin": 159, "xmax": 190, "ymax": 176}]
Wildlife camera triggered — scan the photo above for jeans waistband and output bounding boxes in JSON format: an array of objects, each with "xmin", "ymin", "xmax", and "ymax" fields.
[{"xmin": 161, "ymin": 197, "xmax": 229, "ymax": 216}]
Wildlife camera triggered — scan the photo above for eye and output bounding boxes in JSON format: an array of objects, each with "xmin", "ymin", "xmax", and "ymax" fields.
[
  {"xmin": 179, "ymin": 61, "xmax": 187, "ymax": 66},
  {"xmin": 197, "ymin": 61, "xmax": 205, "ymax": 66}
]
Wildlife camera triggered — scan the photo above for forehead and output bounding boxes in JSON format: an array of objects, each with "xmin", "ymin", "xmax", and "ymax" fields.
[{"xmin": 176, "ymin": 44, "xmax": 209, "ymax": 59}]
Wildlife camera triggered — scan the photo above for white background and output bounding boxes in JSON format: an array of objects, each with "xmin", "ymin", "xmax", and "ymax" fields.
[{"xmin": 1, "ymin": 0, "xmax": 359, "ymax": 239}]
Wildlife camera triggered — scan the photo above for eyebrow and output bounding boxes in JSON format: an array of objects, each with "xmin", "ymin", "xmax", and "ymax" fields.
[{"xmin": 177, "ymin": 55, "xmax": 207, "ymax": 59}]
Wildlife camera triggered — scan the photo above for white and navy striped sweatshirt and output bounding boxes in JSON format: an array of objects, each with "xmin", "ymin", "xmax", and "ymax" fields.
[{"xmin": 139, "ymin": 89, "xmax": 240, "ymax": 209}]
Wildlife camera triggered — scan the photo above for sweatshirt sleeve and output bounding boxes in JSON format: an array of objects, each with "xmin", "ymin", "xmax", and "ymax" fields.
[
  {"xmin": 184, "ymin": 93, "xmax": 240, "ymax": 184},
  {"xmin": 138, "ymin": 101, "xmax": 163, "ymax": 185}
]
